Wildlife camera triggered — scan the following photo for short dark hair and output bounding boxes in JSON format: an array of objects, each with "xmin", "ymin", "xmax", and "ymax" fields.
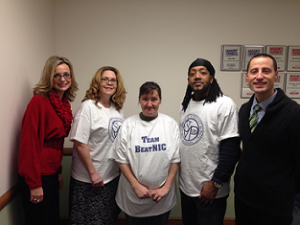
[
  {"xmin": 139, "ymin": 81, "xmax": 161, "ymax": 99},
  {"xmin": 246, "ymin": 53, "xmax": 278, "ymax": 72}
]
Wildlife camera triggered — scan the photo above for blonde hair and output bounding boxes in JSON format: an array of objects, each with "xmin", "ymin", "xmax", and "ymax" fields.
[
  {"xmin": 83, "ymin": 66, "xmax": 127, "ymax": 110},
  {"xmin": 33, "ymin": 56, "xmax": 78, "ymax": 101}
]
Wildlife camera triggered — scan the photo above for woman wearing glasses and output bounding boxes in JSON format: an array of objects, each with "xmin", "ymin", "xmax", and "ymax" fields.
[
  {"xmin": 18, "ymin": 56, "xmax": 78, "ymax": 225},
  {"xmin": 69, "ymin": 66, "xmax": 127, "ymax": 225}
]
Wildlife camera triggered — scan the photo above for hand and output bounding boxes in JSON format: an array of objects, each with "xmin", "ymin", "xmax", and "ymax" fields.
[
  {"xmin": 198, "ymin": 182, "xmax": 218, "ymax": 205},
  {"xmin": 58, "ymin": 174, "xmax": 63, "ymax": 190},
  {"xmin": 132, "ymin": 183, "xmax": 151, "ymax": 199},
  {"xmin": 149, "ymin": 186, "xmax": 169, "ymax": 203},
  {"xmin": 90, "ymin": 173, "xmax": 104, "ymax": 188},
  {"xmin": 30, "ymin": 187, "xmax": 43, "ymax": 204}
]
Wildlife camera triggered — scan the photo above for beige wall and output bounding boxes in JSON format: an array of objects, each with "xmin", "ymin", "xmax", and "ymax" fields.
[
  {"xmin": 54, "ymin": 0, "xmax": 300, "ymax": 127},
  {"xmin": 0, "ymin": 0, "xmax": 54, "ymax": 224},
  {"xmin": 55, "ymin": 0, "xmax": 300, "ymax": 218},
  {"xmin": 1, "ymin": 0, "xmax": 299, "ymax": 223}
]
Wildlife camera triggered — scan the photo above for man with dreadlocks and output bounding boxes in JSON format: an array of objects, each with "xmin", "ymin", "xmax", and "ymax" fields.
[{"xmin": 179, "ymin": 58, "xmax": 240, "ymax": 225}]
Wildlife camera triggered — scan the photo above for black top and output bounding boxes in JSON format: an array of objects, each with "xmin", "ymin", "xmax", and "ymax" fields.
[{"xmin": 235, "ymin": 88, "xmax": 300, "ymax": 217}]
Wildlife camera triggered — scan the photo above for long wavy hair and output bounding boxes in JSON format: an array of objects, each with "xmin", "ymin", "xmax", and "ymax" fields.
[
  {"xmin": 33, "ymin": 56, "xmax": 78, "ymax": 102},
  {"xmin": 83, "ymin": 66, "xmax": 127, "ymax": 110}
]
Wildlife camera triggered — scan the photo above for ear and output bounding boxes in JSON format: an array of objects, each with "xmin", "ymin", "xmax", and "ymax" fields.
[
  {"xmin": 210, "ymin": 76, "xmax": 214, "ymax": 84},
  {"xmin": 245, "ymin": 72, "xmax": 249, "ymax": 83}
]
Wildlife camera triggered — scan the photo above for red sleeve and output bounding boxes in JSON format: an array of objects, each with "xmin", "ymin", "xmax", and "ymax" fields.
[{"xmin": 18, "ymin": 95, "xmax": 46, "ymax": 189}]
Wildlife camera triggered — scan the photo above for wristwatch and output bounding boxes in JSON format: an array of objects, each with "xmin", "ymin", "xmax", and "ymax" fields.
[{"xmin": 211, "ymin": 180, "xmax": 222, "ymax": 189}]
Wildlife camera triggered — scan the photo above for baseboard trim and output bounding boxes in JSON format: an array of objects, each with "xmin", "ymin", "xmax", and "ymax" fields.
[
  {"xmin": 61, "ymin": 217, "xmax": 236, "ymax": 225},
  {"xmin": 0, "ymin": 183, "xmax": 20, "ymax": 211}
]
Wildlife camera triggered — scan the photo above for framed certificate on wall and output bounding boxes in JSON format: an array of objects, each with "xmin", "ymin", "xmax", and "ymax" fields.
[
  {"xmin": 242, "ymin": 45, "xmax": 265, "ymax": 71},
  {"xmin": 287, "ymin": 46, "xmax": 300, "ymax": 71},
  {"xmin": 266, "ymin": 45, "xmax": 287, "ymax": 71},
  {"xmin": 241, "ymin": 73, "xmax": 254, "ymax": 98},
  {"xmin": 220, "ymin": 45, "xmax": 242, "ymax": 71},
  {"xmin": 275, "ymin": 73, "xmax": 285, "ymax": 91},
  {"xmin": 285, "ymin": 73, "xmax": 300, "ymax": 98}
]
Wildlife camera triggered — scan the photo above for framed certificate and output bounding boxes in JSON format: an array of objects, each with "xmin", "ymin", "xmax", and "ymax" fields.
[
  {"xmin": 220, "ymin": 45, "xmax": 242, "ymax": 71},
  {"xmin": 241, "ymin": 73, "xmax": 254, "ymax": 98},
  {"xmin": 275, "ymin": 73, "xmax": 285, "ymax": 91},
  {"xmin": 265, "ymin": 45, "xmax": 287, "ymax": 71},
  {"xmin": 287, "ymin": 46, "xmax": 300, "ymax": 71},
  {"xmin": 242, "ymin": 45, "xmax": 265, "ymax": 71},
  {"xmin": 285, "ymin": 73, "xmax": 300, "ymax": 98}
]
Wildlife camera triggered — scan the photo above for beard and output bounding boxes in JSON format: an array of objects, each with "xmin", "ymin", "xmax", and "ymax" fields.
[{"xmin": 190, "ymin": 82, "xmax": 211, "ymax": 95}]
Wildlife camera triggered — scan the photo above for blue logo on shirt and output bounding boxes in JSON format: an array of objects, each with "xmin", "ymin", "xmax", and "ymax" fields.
[
  {"xmin": 108, "ymin": 117, "xmax": 123, "ymax": 142},
  {"xmin": 181, "ymin": 114, "xmax": 203, "ymax": 146}
]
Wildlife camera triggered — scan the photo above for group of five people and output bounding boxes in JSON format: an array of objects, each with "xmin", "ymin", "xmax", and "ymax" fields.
[{"xmin": 18, "ymin": 54, "xmax": 300, "ymax": 225}]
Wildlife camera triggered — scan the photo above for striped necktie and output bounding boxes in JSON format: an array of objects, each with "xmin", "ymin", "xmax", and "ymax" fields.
[{"xmin": 249, "ymin": 105, "xmax": 261, "ymax": 133}]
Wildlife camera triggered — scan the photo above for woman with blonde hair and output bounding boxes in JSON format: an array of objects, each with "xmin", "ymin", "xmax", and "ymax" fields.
[
  {"xmin": 69, "ymin": 66, "xmax": 127, "ymax": 225},
  {"xmin": 18, "ymin": 55, "xmax": 78, "ymax": 225}
]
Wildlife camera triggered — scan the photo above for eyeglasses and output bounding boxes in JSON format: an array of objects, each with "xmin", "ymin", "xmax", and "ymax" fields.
[
  {"xmin": 53, "ymin": 74, "xmax": 71, "ymax": 80},
  {"xmin": 101, "ymin": 78, "xmax": 117, "ymax": 84}
]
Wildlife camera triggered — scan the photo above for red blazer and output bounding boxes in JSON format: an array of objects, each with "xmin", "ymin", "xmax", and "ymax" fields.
[{"xmin": 18, "ymin": 95, "xmax": 68, "ymax": 189}]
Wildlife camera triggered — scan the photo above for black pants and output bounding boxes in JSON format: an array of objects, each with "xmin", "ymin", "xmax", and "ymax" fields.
[
  {"xmin": 235, "ymin": 196, "xmax": 292, "ymax": 225},
  {"xmin": 180, "ymin": 189, "xmax": 227, "ymax": 225},
  {"xmin": 19, "ymin": 173, "xmax": 60, "ymax": 225}
]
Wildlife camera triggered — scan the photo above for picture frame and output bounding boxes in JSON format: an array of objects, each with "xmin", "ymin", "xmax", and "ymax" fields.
[
  {"xmin": 220, "ymin": 45, "xmax": 242, "ymax": 71},
  {"xmin": 287, "ymin": 46, "xmax": 300, "ymax": 71},
  {"xmin": 285, "ymin": 73, "xmax": 300, "ymax": 98},
  {"xmin": 242, "ymin": 45, "xmax": 265, "ymax": 71},
  {"xmin": 265, "ymin": 45, "xmax": 287, "ymax": 71}
]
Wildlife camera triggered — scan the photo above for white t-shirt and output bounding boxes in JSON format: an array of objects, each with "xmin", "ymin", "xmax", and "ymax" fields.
[
  {"xmin": 114, "ymin": 113, "xmax": 180, "ymax": 217},
  {"xmin": 69, "ymin": 99, "xmax": 124, "ymax": 184},
  {"xmin": 179, "ymin": 96, "xmax": 239, "ymax": 198}
]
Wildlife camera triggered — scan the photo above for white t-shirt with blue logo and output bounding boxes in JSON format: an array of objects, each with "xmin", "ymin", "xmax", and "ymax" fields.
[
  {"xmin": 179, "ymin": 96, "xmax": 239, "ymax": 198},
  {"xmin": 69, "ymin": 99, "xmax": 124, "ymax": 184},
  {"xmin": 114, "ymin": 113, "xmax": 180, "ymax": 217}
]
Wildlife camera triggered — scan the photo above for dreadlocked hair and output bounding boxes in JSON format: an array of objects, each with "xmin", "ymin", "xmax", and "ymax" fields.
[
  {"xmin": 181, "ymin": 78, "xmax": 223, "ymax": 112},
  {"xmin": 206, "ymin": 77, "xmax": 223, "ymax": 103},
  {"xmin": 181, "ymin": 85, "xmax": 193, "ymax": 112}
]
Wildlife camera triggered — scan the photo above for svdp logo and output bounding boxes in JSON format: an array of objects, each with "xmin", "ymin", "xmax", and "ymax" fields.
[
  {"xmin": 108, "ymin": 117, "xmax": 123, "ymax": 142},
  {"xmin": 181, "ymin": 114, "xmax": 203, "ymax": 146}
]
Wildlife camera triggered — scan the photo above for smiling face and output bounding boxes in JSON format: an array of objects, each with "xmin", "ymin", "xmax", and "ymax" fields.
[
  {"xmin": 99, "ymin": 70, "xmax": 117, "ymax": 98},
  {"xmin": 139, "ymin": 90, "xmax": 161, "ymax": 118},
  {"xmin": 188, "ymin": 66, "xmax": 213, "ymax": 98},
  {"xmin": 53, "ymin": 63, "xmax": 71, "ymax": 99},
  {"xmin": 246, "ymin": 56, "xmax": 278, "ymax": 102}
]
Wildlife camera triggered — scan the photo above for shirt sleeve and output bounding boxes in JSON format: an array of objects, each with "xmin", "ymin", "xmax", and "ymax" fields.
[
  {"xmin": 114, "ymin": 121, "xmax": 130, "ymax": 164},
  {"xmin": 69, "ymin": 103, "xmax": 91, "ymax": 145},
  {"xmin": 171, "ymin": 120, "xmax": 181, "ymax": 163},
  {"xmin": 218, "ymin": 98, "xmax": 239, "ymax": 141},
  {"xmin": 18, "ymin": 95, "xmax": 45, "ymax": 189},
  {"xmin": 212, "ymin": 137, "xmax": 241, "ymax": 184}
]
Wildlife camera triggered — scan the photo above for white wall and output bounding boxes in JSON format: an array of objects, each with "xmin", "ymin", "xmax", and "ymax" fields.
[
  {"xmin": 54, "ymin": 0, "xmax": 300, "ymax": 218},
  {"xmin": 54, "ymin": 0, "xmax": 300, "ymax": 132},
  {"xmin": 0, "ymin": 0, "xmax": 54, "ymax": 223},
  {"xmin": 0, "ymin": 0, "xmax": 299, "ymax": 223}
]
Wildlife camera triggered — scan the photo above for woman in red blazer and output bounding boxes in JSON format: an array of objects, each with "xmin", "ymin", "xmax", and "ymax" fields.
[{"xmin": 18, "ymin": 56, "xmax": 78, "ymax": 225}]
